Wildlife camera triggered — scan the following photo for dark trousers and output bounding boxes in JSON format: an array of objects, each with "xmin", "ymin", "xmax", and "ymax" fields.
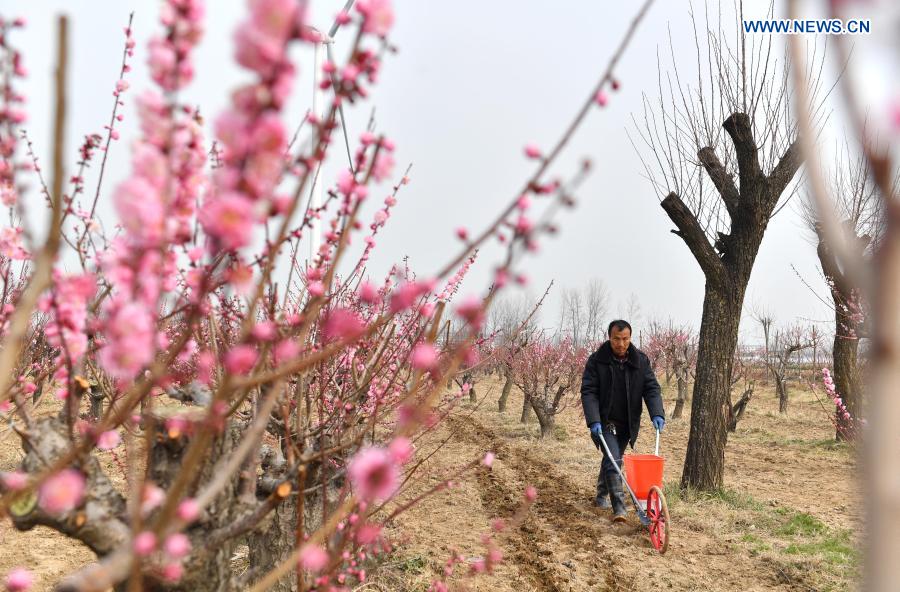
[{"xmin": 596, "ymin": 425, "xmax": 630, "ymax": 496}]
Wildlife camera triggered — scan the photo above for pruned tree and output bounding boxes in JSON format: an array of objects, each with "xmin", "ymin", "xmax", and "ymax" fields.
[
  {"xmin": 488, "ymin": 285, "xmax": 550, "ymax": 414},
  {"xmin": 644, "ymin": 320, "xmax": 697, "ymax": 418},
  {"xmin": 726, "ymin": 349, "xmax": 753, "ymax": 431},
  {"xmin": 766, "ymin": 325, "xmax": 810, "ymax": 413},
  {"xmin": 630, "ymin": 3, "xmax": 825, "ymax": 490},
  {"xmin": 509, "ymin": 338, "xmax": 584, "ymax": 439}
]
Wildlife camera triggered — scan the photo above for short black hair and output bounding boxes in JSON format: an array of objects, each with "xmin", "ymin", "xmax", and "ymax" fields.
[{"xmin": 607, "ymin": 320, "xmax": 632, "ymax": 336}]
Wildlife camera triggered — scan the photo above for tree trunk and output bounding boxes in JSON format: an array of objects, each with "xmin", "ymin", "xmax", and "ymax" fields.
[
  {"xmin": 833, "ymin": 319, "xmax": 861, "ymax": 441},
  {"xmin": 89, "ymin": 389, "xmax": 104, "ymax": 421},
  {"xmin": 520, "ymin": 392, "xmax": 532, "ymax": 423},
  {"xmin": 672, "ymin": 374, "xmax": 687, "ymax": 419},
  {"xmin": 463, "ymin": 372, "xmax": 476, "ymax": 404},
  {"xmin": 776, "ymin": 376, "xmax": 788, "ymax": 413},
  {"xmin": 681, "ymin": 285, "xmax": 742, "ymax": 491},
  {"xmin": 246, "ymin": 497, "xmax": 297, "ymax": 591},
  {"xmin": 497, "ymin": 369, "xmax": 513, "ymax": 412},
  {"xmin": 530, "ymin": 400, "xmax": 555, "ymax": 439}
]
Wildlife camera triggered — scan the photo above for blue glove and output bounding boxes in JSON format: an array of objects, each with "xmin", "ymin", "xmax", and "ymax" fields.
[
  {"xmin": 652, "ymin": 416, "xmax": 665, "ymax": 432},
  {"xmin": 589, "ymin": 422, "xmax": 603, "ymax": 448}
]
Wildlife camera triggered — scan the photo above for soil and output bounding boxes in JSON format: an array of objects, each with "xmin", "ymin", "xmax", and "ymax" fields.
[
  {"xmin": 374, "ymin": 377, "xmax": 860, "ymax": 592},
  {"xmin": 0, "ymin": 377, "xmax": 860, "ymax": 591}
]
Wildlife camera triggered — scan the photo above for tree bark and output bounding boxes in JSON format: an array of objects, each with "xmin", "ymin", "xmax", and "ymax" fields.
[
  {"xmin": 776, "ymin": 376, "xmax": 789, "ymax": 413},
  {"xmin": 497, "ymin": 369, "xmax": 513, "ymax": 412},
  {"xmin": 672, "ymin": 374, "xmax": 687, "ymax": 419},
  {"xmin": 530, "ymin": 398, "xmax": 555, "ymax": 439},
  {"xmin": 833, "ymin": 318, "xmax": 861, "ymax": 441},
  {"xmin": 520, "ymin": 392, "xmax": 532, "ymax": 423},
  {"xmin": 816, "ymin": 227, "xmax": 865, "ymax": 441},
  {"xmin": 464, "ymin": 372, "xmax": 476, "ymax": 404},
  {"xmin": 681, "ymin": 284, "xmax": 743, "ymax": 491}
]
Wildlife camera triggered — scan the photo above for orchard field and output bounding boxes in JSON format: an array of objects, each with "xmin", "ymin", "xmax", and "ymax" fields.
[
  {"xmin": 0, "ymin": 0, "xmax": 895, "ymax": 591},
  {"xmin": 1, "ymin": 376, "xmax": 859, "ymax": 591}
]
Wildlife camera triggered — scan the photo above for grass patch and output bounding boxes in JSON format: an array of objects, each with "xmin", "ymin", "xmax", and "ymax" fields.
[
  {"xmin": 784, "ymin": 529, "xmax": 858, "ymax": 567},
  {"xmin": 393, "ymin": 554, "xmax": 428, "ymax": 575},
  {"xmin": 693, "ymin": 487, "xmax": 766, "ymax": 512},
  {"xmin": 552, "ymin": 423, "xmax": 569, "ymax": 441},
  {"xmin": 740, "ymin": 533, "xmax": 772, "ymax": 554},
  {"xmin": 783, "ymin": 437, "xmax": 848, "ymax": 451},
  {"xmin": 776, "ymin": 512, "xmax": 827, "ymax": 537}
]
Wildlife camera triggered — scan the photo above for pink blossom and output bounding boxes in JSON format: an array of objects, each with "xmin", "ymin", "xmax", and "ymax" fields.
[
  {"xmin": 358, "ymin": 282, "xmax": 379, "ymax": 304},
  {"xmin": 98, "ymin": 302, "xmax": 155, "ymax": 380},
  {"xmin": 482, "ymin": 452, "xmax": 495, "ymax": 468},
  {"xmin": 200, "ymin": 192, "xmax": 256, "ymax": 250},
  {"xmin": 322, "ymin": 308, "xmax": 366, "ymax": 341},
  {"xmin": 1, "ymin": 471, "xmax": 27, "ymax": 491},
  {"xmin": 388, "ymin": 437, "xmax": 413, "ymax": 465},
  {"xmin": 273, "ymin": 339, "xmax": 300, "ymax": 364},
  {"xmin": 357, "ymin": 0, "xmax": 394, "ymax": 36},
  {"xmin": 455, "ymin": 227, "xmax": 468, "ymax": 241},
  {"xmin": 39, "ymin": 469, "xmax": 85, "ymax": 515},
  {"xmin": 525, "ymin": 485, "xmax": 537, "ymax": 502},
  {"xmin": 141, "ymin": 483, "xmax": 165, "ymax": 515},
  {"xmin": 348, "ymin": 447, "xmax": 399, "ymax": 502},
  {"xmin": 523, "ymin": 143, "xmax": 542, "ymax": 159},
  {"xmin": 225, "ymin": 345, "xmax": 258, "ymax": 375},
  {"xmin": 249, "ymin": 0, "xmax": 298, "ymax": 41},
  {"xmin": 337, "ymin": 169, "xmax": 356, "ymax": 195},
  {"xmin": 455, "ymin": 296, "xmax": 485, "ymax": 330},
  {"xmin": 299, "ymin": 543, "xmax": 329, "ymax": 572},
  {"xmin": 250, "ymin": 112, "xmax": 287, "ymax": 154},
  {"xmin": 251, "ymin": 321, "xmax": 277, "ymax": 341},
  {"xmin": 133, "ymin": 531, "xmax": 158, "ymax": 556},
  {"xmin": 177, "ymin": 498, "xmax": 200, "ymax": 522},
  {"xmin": 410, "ymin": 342, "xmax": 438, "ymax": 371},
  {"xmin": 234, "ymin": 21, "xmax": 284, "ymax": 74},
  {"xmin": 164, "ymin": 533, "xmax": 192, "ymax": 559},
  {"xmin": 214, "ymin": 110, "xmax": 250, "ymax": 159},
  {"xmin": 0, "ymin": 227, "xmax": 28, "ymax": 260},
  {"xmin": 372, "ymin": 151, "xmax": 395, "ymax": 182},
  {"xmin": 595, "ymin": 90, "xmax": 609, "ymax": 107},
  {"xmin": 355, "ymin": 523, "xmax": 382, "ymax": 545},
  {"xmin": 161, "ymin": 562, "xmax": 183, "ymax": 583},
  {"xmin": 4, "ymin": 568, "xmax": 33, "ymax": 592},
  {"xmin": 147, "ymin": 37, "xmax": 177, "ymax": 89},
  {"xmin": 1, "ymin": 183, "xmax": 17, "ymax": 207},
  {"xmin": 390, "ymin": 281, "xmax": 431, "ymax": 312},
  {"xmin": 308, "ymin": 281, "xmax": 325, "ymax": 297},
  {"xmin": 96, "ymin": 430, "xmax": 121, "ymax": 451}
]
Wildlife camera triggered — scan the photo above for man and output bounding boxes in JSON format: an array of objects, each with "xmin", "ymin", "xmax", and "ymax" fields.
[{"xmin": 580, "ymin": 320, "xmax": 665, "ymax": 522}]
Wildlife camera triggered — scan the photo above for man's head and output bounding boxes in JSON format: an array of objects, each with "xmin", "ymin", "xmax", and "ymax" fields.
[{"xmin": 607, "ymin": 320, "xmax": 632, "ymax": 358}]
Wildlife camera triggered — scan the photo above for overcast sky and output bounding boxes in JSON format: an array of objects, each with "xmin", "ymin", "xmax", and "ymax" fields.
[{"xmin": 7, "ymin": 0, "xmax": 898, "ymax": 345}]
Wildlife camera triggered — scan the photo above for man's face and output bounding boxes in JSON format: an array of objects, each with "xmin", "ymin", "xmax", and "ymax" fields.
[{"xmin": 609, "ymin": 326, "xmax": 631, "ymax": 357}]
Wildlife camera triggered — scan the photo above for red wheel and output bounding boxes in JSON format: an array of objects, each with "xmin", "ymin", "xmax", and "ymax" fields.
[{"xmin": 646, "ymin": 485, "xmax": 670, "ymax": 554}]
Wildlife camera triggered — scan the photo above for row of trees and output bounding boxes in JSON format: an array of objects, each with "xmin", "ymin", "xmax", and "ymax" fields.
[{"xmin": 0, "ymin": 1, "xmax": 661, "ymax": 589}]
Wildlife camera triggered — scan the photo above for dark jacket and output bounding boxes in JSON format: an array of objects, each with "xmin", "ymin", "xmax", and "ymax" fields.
[{"xmin": 580, "ymin": 341, "xmax": 665, "ymax": 447}]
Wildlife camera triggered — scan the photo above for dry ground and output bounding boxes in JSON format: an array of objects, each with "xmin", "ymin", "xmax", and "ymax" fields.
[
  {"xmin": 373, "ymin": 377, "xmax": 860, "ymax": 592},
  {"xmin": 0, "ymin": 377, "xmax": 859, "ymax": 591}
]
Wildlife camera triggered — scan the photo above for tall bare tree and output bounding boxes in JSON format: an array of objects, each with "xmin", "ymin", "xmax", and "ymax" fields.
[
  {"xmin": 630, "ymin": 3, "xmax": 825, "ymax": 490},
  {"xmin": 583, "ymin": 279, "xmax": 610, "ymax": 344}
]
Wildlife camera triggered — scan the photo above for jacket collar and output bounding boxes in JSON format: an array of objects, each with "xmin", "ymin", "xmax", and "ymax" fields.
[{"xmin": 595, "ymin": 340, "xmax": 640, "ymax": 367}]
